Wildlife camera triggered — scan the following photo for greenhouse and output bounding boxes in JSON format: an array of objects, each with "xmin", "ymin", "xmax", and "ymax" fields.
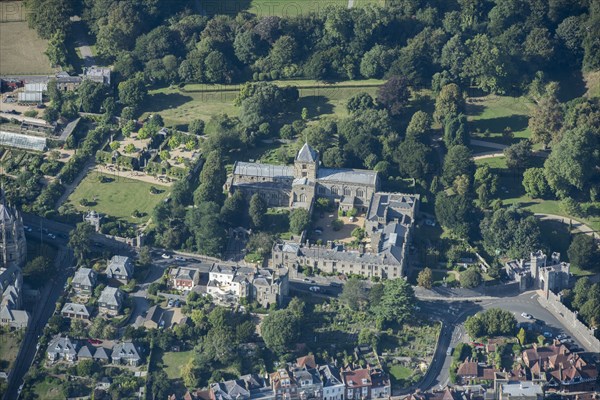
[{"xmin": 0, "ymin": 131, "xmax": 46, "ymax": 151}]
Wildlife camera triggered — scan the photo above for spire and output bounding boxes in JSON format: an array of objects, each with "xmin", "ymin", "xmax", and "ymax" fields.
[{"xmin": 296, "ymin": 142, "xmax": 318, "ymax": 162}]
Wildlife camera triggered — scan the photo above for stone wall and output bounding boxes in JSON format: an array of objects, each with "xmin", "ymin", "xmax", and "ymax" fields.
[{"xmin": 537, "ymin": 290, "xmax": 600, "ymax": 352}]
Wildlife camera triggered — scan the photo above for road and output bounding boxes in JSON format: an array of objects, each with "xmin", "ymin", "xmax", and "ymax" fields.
[
  {"xmin": 398, "ymin": 291, "xmax": 595, "ymax": 394},
  {"xmin": 4, "ymin": 247, "xmax": 74, "ymax": 400}
]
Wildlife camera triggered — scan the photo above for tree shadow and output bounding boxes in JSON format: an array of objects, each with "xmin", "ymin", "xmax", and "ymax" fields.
[
  {"xmin": 295, "ymin": 95, "xmax": 334, "ymax": 118},
  {"xmin": 143, "ymin": 93, "xmax": 194, "ymax": 113},
  {"xmin": 555, "ymin": 70, "xmax": 587, "ymax": 102},
  {"xmin": 470, "ymin": 115, "xmax": 529, "ymax": 134},
  {"xmin": 465, "ymin": 103, "xmax": 486, "ymax": 117},
  {"xmin": 539, "ymin": 220, "xmax": 572, "ymax": 259}
]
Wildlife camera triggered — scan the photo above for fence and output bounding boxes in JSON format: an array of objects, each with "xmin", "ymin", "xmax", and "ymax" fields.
[{"xmin": 537, "ymin": 291, "xmax": 600, "ymax": 352}]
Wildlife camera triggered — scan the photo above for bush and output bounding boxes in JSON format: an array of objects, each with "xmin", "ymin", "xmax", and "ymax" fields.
[
  {"xmin": 331, "ymin": 219, "xmax": 344, "ymax": 231},
  {"xmin": 460, "ymin": 267, "xmax": 481, "ymax": 288}
]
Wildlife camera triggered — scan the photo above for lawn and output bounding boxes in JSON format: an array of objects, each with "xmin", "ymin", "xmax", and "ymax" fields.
[
  {"xmin": 142, "ymin": 79, "xmax": 385, "ymax": 127},
  {"xmin": 0, "ymin": 21, "xmax": 54, "ymax": 75},
  {"xmin": 0, "ymin": 330, "xmax": 22, "ymax": 372},
  {"xmin": 466, "ymin": 95, "xmax": 534, "ymax": 146},
  {"xmin": 32, "ymin": 380, "xmax": 65, "ymax": 400},
  {"xmin": 474, "ymin": 156, "xmax": 507, "ymax": 169},
  {"xmin": 203, "ymin": 0, "xmax": 385, "ymax": 16},
  {"xmin": 161, "ymin": 350, "xmax": 194, "ymax": 380},
  {"xmin": 388, "ymin": 365, "xmax": 414, "ymax": 381},
  {"xmin": 66, "ymin": 171, "xmax": 170, "ymax": 223}
]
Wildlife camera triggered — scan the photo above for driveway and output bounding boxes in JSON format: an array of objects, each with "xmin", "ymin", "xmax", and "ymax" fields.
[{"xmin": 534, "ymin": 213, "xmax": 598, "ymax": 239}]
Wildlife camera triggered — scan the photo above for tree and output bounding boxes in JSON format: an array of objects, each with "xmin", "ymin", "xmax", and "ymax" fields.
[
  {"xmin": 462, "ymin": 34, "xmax": 507, "ymax": 94},
  {"xmin": 394, "ymin": 138, "xmax": 433, "ymax": 179},
  {"xmin": 442, "ymin": 145, "xmax": 474, "ymax": 187},
  {"xmin": 480, "ymin": 207, "xmax": 541, "ymax": 259},
  {"xmin": 376, "ymin": 76, "xmax": 410, "ymax": 116},
  {"xmin": 261, "ymin": 309, "xmax": 301, "ymax": 354},
  {"xmin": 26, "ymin": 0, "xmax": 73, "ymax": 39},
  {"xmin": 435, "ymin": 192, "xmax": 472, "ymax": 238},
  {"xmin": 346, "ymin": 92, "xmax": 376, "ymax": 113},
  {"xmin": 246, "ymin": 232, "xmax": 274, "ymax": 259},
  {"xmin": 289, "ymin": 208, "xmax": 310, "ymax": 235},
  {"xmin": 220, "ymin": 190, "xmax": 245, "ymax": 227},
  {"xmin": 522, "ymin": 168, "xmax": 550, "ymax": 198},
  {"xmin": 474, "ymin": 165, "xmax": 498, "ymax": 208},
  {"xmin": 460, "ymin": 267, "xmax": 481, "ymax": 288},
  {"xmin": 406, "ymin": 111, "xmax": 432, "ymax": 141},
  {"xmin": 504, "ymin": 140, "xmax": 532, "ymax": 170},
  {"xmin": 517, "ymin": 327, "xmax": 527, "ymax": 345},
  {"xmin": 340, "ymin": 278, "xmax": 368, "ymax": 311},
  {"xmin": 249, "ymin": 193, "xmax": 267, "ymax": 228},
  {"xmin": 443, "ymin": 114, "xmax": 469, "ymax": 148},
  {"xmin": 181, "ymin": 359, "xmax": 198, "ymax": 388},
  {"xmin": 69, "ymin": 223, "xmax": 95, "ymax": 265},
  {"xmin": 189, "ymin": 119, "xmax": 205, "ymax": 135},
  {"xmin": 186, "ymin": 202, "xmax": 226, "ymax": 257},
  {"xmin": 568, "ymin": 235, "xmax": 600, "ymax": 272},
  {"xmin": 434, "ymin": 83, "xmax": 465, "ymax": 124},
  {"xmin": 465, "ymin": 308, "xmax": 516, "ymax": 338},
  {"xmin": 417, "ymin": 267, "xmax": 433, "ymax": 289},
  {"xmin": 373, "ymin": 278, "xmax": 415, "ymax": 326},
  {"xmin": 194, "ymin": 151, "xmax": 226, "ymax": 205},
  {"xmin": 118, "ymin": 74, "xmax": 147, "ymax": 108},
  {"xmin": 544, "ymin": 127, "xmax": 598, "ymax": 199},
  {"xmin": 23, "ymin": 256, "xmax": 54, "ymax": 288},
  {"xmin": 78, "ymin": 80, "xmax": 106, "ymax": 113},
  {"xmin": 529, "ymin": 93, "xmax": 563, "ymax": 146}
]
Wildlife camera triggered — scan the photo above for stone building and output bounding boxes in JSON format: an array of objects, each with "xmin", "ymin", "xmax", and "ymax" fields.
[
  {"xmin": 226, "ymin": 143, "xmax": 379, "ymax": 211},
  {"xmin": 505, "ymin": 250, "xmax": 570, "ymax": 297},
  {"xmin": 0, "ymin": 198, "xmax": 27, "ymax": 270}
]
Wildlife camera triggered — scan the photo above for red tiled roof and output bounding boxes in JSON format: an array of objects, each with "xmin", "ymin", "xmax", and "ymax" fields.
[
  {"xmin": 343, "ymin": 367, "xmax": 371, "ymax": 387},
  {"xmin": 296, "ymin": 354, "xmax": 317, "ymax": 369}
]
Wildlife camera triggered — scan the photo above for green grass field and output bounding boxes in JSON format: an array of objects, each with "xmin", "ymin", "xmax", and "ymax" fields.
[
  {"xmin": 161, "ymin": 350, "xmax": 194, "ymax": 380},
  {"xmin": 0, "ymin": 21, "xmax": 54, "ymax": 75},
  {"xmin": 467, "ymin": 95, "xmax": 534, "ymax": 146},
  {"xmin": 143, "ymin": 79, "xmax": 385, "ymax": 127},
  {"xmin": 66, "ymin": 171, "xmax": 170, "ymax": 223},
  {"xmin": 474, "ymin": 156, "xmax": 507, "ymax": 169},
  {"xmin": 388, "ymin": 365, "xmax": 413, "ymax": 381},
  {"xmin": 203, "ymin": 0, "xmax": 385, "ymax": 16},
  {"xmin": 32, "ymin": 380, "xmax": 64, "ymax": 400}
]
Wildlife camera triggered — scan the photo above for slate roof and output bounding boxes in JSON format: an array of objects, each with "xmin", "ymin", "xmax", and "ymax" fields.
[
  {"xmin": 234, "ymin": 162, "xmax": 293, "ymax": 179},
  {"xmin": 61, "ymin": 302, "xmax": 90, "ymax": 318},
  {"xmin": 47, "ymin": 336, "xmax": 78, "ymax": 356},
  {"xmin": 98, "ymin": 286, "xmax": 123, "ymax": 307},
  {"xmin": 317, "ymin": 167, "xmax": 378, "ymax": 187},
  {"xmin": 171, "ymin": 267, "xmax": 198, "ymax": 281},
  {"xmin": 296, "ymin": 143, "xmax": 318, "ymax": 162},
  {"xmin": 78, "ymin": 345, "xmax": 94, "ymax": 358},
  {"xmin": 319, "ymin": 364, "xmax": 343, "ymax": 387},
  {"xmin": 72, "ymin": 267, "xmax": 96, "ymax": 287},
  {"xmin": 367, "ymin": 192, "xmax": 419, "ymax": 221},
  {"xmin": 112, "ymin": 342, "xmax": 141, "ymax": 361},
  {"xmin": 94, "ymin": 346, "xmax": 110, "ymax": 360},
  {"xmin": 107, "ymin": 255, "xmax": 133, "ymax": 278}
]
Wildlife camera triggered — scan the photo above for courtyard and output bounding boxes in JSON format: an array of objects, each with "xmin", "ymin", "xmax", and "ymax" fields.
[{"xmin": 311, "ymin": 211, "xmax": 366, "ymax": 244}]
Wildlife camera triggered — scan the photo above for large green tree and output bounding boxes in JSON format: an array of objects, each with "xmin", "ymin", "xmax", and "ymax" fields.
[
  {"xmin": 442, "ymin": 145, "xmax": 474, "ymax": 187},
  {"xmin": 69, "ymin": 223, "xmax": 95, "ymax": 266},
  {"xmin": 249, "ymin": 193, "xmax": 267, "ymax": 228},
  {"xmin": 373, "ymin": 278, "xmax": 415, "ymax": 327},
  {"xmin": 340, "ymin": 278, "xmax": 368, "ymax": 311},
  {"xmin": 568, "ymin": 235, "xmax": 600, "ymax": 272},
  {"xmin": 194, "ymin": 151, "xmax": 226, "ymax": 206}
]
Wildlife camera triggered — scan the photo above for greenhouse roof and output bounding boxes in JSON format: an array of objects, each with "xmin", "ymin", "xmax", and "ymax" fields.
[{"xmin": 0, "ymin": 130, "xmax": 46, "ymax": 151}]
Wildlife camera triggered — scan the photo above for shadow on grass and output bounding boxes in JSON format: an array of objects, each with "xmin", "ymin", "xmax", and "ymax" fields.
[
  {"xmin": 470, "ymin": 115, "xmax": 529, "ymax": 134},
  {"xmin": 466, "ymin": 103, "xmax": 486, "ymax": 117},
  {"xmin": 295, "ymin": 95, "xmax": 334, "ymax": 117},
  {"xmin": 143, "ymin": 93, "xmax": 194, "ymax": 113}
]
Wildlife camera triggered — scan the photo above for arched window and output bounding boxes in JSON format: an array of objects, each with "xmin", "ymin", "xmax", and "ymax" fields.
[
  {"xmin": 357, "ymin": 189, "xmax": 364, "ymax": 198},
  {"xmin": 344, "ymin": 187, "xmax": 351, "ymax": 196},
  {"xmin": 331, "ymin": 186, "xmax": 338, "ymax": 195}
]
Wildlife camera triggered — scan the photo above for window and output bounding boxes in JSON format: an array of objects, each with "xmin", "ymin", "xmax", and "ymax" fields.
[
  {"xmin": 344, "ymin": 187, "xmax": 351, "ymax": 196},
  {"xmin": 331, "ymin": 187, "xmax": 338, "ymax": 195},
  {"xmin": 302, "ymin": 164, "xmax": 306, "ymax": 169},
  {"xmin": 357, "ymin": 189, "xmax": 364, "ymax": 198}
]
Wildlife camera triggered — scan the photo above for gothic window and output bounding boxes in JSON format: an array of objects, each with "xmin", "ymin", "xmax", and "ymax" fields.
[
  {"xmin": 344, "ymin": 187, "xmax": 351, "ymax": 196},
  {"xmin": 357, "ymin": 189, "xmax": 364, "ymax": 198},
  {"xmin": 331, "ymin": 186, "xmax": 338, "ymax": 195}
]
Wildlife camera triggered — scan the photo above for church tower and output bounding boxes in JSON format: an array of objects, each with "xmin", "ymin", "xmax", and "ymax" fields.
[
  {"xmin": 294, "ymin": 143, "xmax": 319, "ymax": 180},
  {"xmin": 0, "ymin": 193, "xmax": 27, "ymax": 269},
  {"xmin": 291, "ymin": 143, "xmax": 319, "ymax": 209}
]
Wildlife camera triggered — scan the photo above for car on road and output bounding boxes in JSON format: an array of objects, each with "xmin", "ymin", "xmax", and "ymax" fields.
[
  {"xmin": 174, "ymin": 256, "xmax": 186, "ymax": 261},
  {"xmin": 161, "ymin": 253, "xmax": 171, "ymax": 259},
  {"xmin": 47, "ymin": 233, "xmax": 56, "ymax": 239},
  {"xmin": 303, "ymin": 278, "xmax": 310, "ymax": 282},
  {"xmin": 314, "ymin": 229, "xmax": 323, "ymax": 235},
  {"xmin": 521, "ymin": 312, "xmax": 533, "ymax": 319},
  {"xmin": 309, "ymin": 286, "xmax": 320, "ymax": 292},
  {"xmin": 446, "ymin": 347, "xmax": 453, "ymax": 356}
]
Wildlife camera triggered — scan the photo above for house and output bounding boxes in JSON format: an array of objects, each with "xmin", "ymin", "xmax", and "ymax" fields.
[
  {"xmin": 170, "ymin": 267, "xmax": 200, "ymax": 292},
  {"xmin": 93, "ymin": 347, "xmax": 110, "ymax": 363},
  {"xmin": 111, "ymin": 342, "xmax": 142, "ymax": 366},
  {"xmin": 106, "ymin": 255, "xmax": 134, "ymax": 283},
  {"xmin": 72, "ymin": 267, "xmax": 97, "ymax": 294},
  {"xmin": 142, "ymin": 305, "xmax": 164, "ymax": 330},
  {"xmin": 342, "ymin": 366, "xmax": 372, "ymax": 400},
  {"xmin": 271, "ymin": 368, "xmax": 298, "ymax": 400},
  {"xmin": 77, "ymin": 344, "xmax": 94, "ymax": 360},
  {"xmin": 98, "ymin": 286, "xmax": 125, "ymax": 316},
  {"xmin": 47, "ymin": 336, "xmax": 79, "ymax": 362},
  {"xmin": 498, "ymin": 382, "xmax": 544, "ymax": 400},
  {"xmin": 290, "ymin": 363, "xmax": 323, "ymax": 400},
  {"xmin": 370, "ymin": 367, "xmax": 391, "ymax": 399},
  {"xmin": 61, "ymin": 302, "xmax": 91, "ymax": 319},
  {"xmin": 83, "ymin": 66, "xmax": 111, "ymax": 85},
  {"xmin": 319, "ymin": 364, "xmax": 345, "ymax": 400},
  {"xmin": 456, "ymin": 358, "xmax": 498, "ymax": 384}
]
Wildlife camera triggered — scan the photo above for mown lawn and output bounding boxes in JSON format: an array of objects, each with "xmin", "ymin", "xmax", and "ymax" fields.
[
  {"xmin": 32, "ymin": 380, "xmax": 65, "ymax": 400},
  {"xmin": 66, "ymin": 171, "xmax": 170, "ymax": 223},
  {"xmin": 142, "ymin": 79, "xmax": 385, "ymax": 127},
  {"xmin": 389, "ymin": 365, "xmax": 414, "ymax": 381},
  {"xmin": 161, "ymin": 350, "xmax": 194, "ymax": 380},
  {"xmin": 203, "ymin": 0, "xmax": 384, "ymax": 16},
  {"xmin": 0, "ymin": 21, "xmax": 54, "ymax": 75},
  {"xmin": 467, "ymin": 95, "xmax": 534, "ymax": 146}
]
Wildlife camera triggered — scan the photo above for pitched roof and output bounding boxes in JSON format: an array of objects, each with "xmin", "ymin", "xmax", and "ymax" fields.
[
  {"xmin": 47, "ymin": 336, "xmax": 78, "ymax": 355},
  {"xmin": 296, "ymin": 143, "xmax": 318, "ymax": 162},
  {"xmin": 107, "ymin": 256, "xmax": 133, "ymax": 277},
  {"xmin": 233, "ymin": 162, "xmax": 293, "ymax": 179},
  {"xmin": 342, "ymin": 367, "xmax": 371, "ymax": 387},
  {"xmin": 98, "ymin": 286, "xmax": 123, "ymax": 306},
  {"xmin": 296, "ymin": 355, "xmax": 317, "ymax": 369},
  {"xmin": 112, "ymin": 342, "xmax": 140, "ymax": 360},
  {"xmin": 94, "ymin": 346, "xmax": 110, "ymax": 360},
  {"xmin": 78, "ymin": 345, "xmax": 94, "ymax": 358},
  {"xmin": 317, "ymin": 167, "xmax": 378, "ymax": 187},
  {"xmin": 61, "ymin": 302, "xmax": 90, "ymax": 317},
  {"xmin": 72, "ymin": 267, "xmax": 96, "ymax": 287}
]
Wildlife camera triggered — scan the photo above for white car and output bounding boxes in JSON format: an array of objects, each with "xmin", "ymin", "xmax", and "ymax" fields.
[
  {"xmin": 47, "ymin": 233, "xmax": 56, "ymax": 239},
  {"xmin": 161, "ymin": 253, "xmax": 171, "ymax": 259},
  {"xmin": 556, "ymin": 334, "xmax": 568, "ymax": 340},
  {"xmin": 521, "ymin": 312, "xmax": 533, "ymax": 319},
  {"xmin": 174, "ymin": 256, "xmax": 185, "ymax": 261}
]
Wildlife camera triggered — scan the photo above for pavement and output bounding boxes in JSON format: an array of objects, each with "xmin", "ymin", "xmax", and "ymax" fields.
[{"xmin": 534, "ymin": 213, "xmax": 598, "ymax": 239}]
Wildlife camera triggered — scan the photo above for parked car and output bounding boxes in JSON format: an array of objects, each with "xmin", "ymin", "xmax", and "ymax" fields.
[
  {"xmin": 47, "ymin": 233, "xmax": 56, "ymax": 239},
  {"xmin": 521, "ymin": 312, "xmax": 533, "ymax": 319},
  {"xmin": 87, "ymin": 339, "xmax": 102, "ymax": 345},
  {"xmin": 174, "ymin": 256, "xmax": 185, "ymax": 261},
  {"xmin": 556, "ymin": 334, "xmax": 568, "ymax": 340},
  {"xmin": 543, "ymin": 331, "xmax": 553, "ymax": 338},
  {"xmin": 168, "ymin": 299, "xmax": 174, "ymax": 307},
  {"xmin": 446, "ymin": 347, "xmax": 453, "ymax": 356},
  {"xmin": 161, "ymin": 253, "xmax": 171, "ymax": 259}
]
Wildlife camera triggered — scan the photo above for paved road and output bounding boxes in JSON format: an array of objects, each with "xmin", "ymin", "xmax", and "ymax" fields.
[
  {"xmin": 534, "ymin": 213, "xmax": 598, "ymax": 239},
  {"xmin": 4, "ymin": 247, "xmax": 74, "ymax": 400},
  {"xmin": 470, "ymin": 139, "xmax": 509, "ymax": 150}
]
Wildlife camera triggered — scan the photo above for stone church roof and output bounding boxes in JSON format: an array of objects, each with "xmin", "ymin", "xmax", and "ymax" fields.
[{"xmin": 296, "ymin": 143, "xmax": 318, "ymax": 162}]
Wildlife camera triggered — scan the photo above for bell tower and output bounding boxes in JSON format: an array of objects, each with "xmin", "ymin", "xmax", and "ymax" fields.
[{"xmin": 294, "ymin": 143, "xmax": 318, "ymax": 181}]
